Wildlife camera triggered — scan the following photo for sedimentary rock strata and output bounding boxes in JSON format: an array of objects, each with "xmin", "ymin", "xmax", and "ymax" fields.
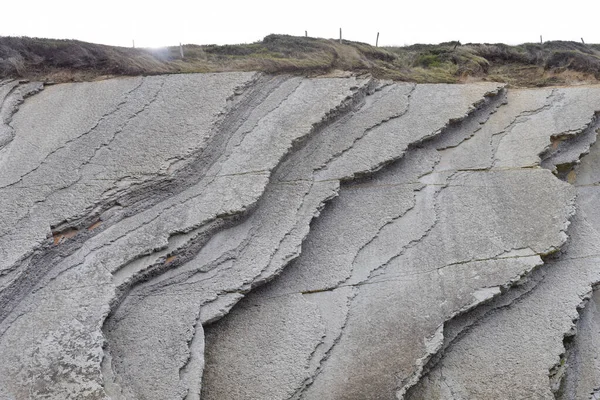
[{"xmin": 1, "ymin": 74, "xmax": 600, "ymax": 399}]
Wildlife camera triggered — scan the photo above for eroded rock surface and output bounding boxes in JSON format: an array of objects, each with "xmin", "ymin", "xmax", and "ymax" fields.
[{"xmin": 1, "ymin": 75, "xmax": 599, "ymax": 399}]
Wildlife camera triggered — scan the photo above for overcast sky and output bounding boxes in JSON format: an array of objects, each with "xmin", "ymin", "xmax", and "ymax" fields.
[{"xmin": 2, "ymin": 0, "xmax": 599, "ymax": 48}]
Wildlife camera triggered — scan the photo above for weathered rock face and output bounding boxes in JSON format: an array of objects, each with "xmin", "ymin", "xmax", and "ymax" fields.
[{"xmin": 0, "ymin": 74, "xmax": 599, "ymax": 400}]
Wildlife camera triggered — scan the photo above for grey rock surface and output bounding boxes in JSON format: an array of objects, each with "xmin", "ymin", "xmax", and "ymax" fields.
[
  {"xmin": 560, "ymin": 289, "xmax": 600, "ymax": 400},
  {"xmin": 1, "ymin": 74, "xmax": 600, "ymax": 400},
  {"xmin": 203, "ymin": 85, "xmax": 596, "ymax": 400},
  {"xmin": 405, "ymin": 88, "xmax": 600, "ymax": 400}
]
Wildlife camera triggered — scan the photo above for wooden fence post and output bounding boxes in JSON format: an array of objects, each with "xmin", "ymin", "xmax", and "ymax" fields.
[
  {"xmin": 180, "ymin": 43, "xmax": 184, "ymax": 59},
  {"xmin": 582, "ymin": 37, "xmax": 586, "ymax": 44},
  {"xmin": 305, "ymin": 30, "xmax": 308, "ymax": 37},
  {"xmin": 376, "ymin": 32, "xmax": 379, "ymax": 47},
  {"xmin": 340, "ymin": 28, "xmax": 342, "ymax": 44}
]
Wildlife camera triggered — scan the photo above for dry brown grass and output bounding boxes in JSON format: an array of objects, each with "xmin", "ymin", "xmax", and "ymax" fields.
[{"xmin": 2, "ymin": 35, "xmax": 600, "ymax": 87}]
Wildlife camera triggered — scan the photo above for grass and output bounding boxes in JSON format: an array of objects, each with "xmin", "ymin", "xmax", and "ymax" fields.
[{"xmin": 2, "ymin": 34, "xmax": 600, "ymax": 87}]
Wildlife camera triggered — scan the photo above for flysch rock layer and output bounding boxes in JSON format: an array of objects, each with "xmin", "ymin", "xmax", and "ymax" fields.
[
  {"xmin": 407, "ymin": 89, "xmax": 600, "ymax": 399},
  {"xmin": 104, "ymin": 81, "xmax": 502, "ymax": 400},
  {"xmin": 559, "ymin": 289, "xmax": 600, "ymax": 400},
  {"xmin": 0, "ymin": 74, "xmax": 365, "ymax": 399},
  {"xmin": 202, "ymin": 86, "xmax": 600, "ymax": 400},
  {"xmin": 0, "ymin": 75, "xmax": 598, "ymax": 400},
  {"xmin": 403, "ymin": 89, "xmax": 600, "ymax": 400}
]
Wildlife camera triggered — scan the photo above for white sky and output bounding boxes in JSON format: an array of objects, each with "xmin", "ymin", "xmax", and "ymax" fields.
[{"xmin": 2, "ymin": 0, "xmax": 599, "ymax": 48}]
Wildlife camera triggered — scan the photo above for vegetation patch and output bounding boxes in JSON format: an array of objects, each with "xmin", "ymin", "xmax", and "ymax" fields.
[{"xmin": 2, "ymin": 34, "xmax": 600, "ymax": 87}]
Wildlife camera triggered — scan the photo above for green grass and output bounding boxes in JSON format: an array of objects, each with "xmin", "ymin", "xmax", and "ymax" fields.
[{"xmin": 2, "ymin": 34, "xmax": 600, "ymax": 87}]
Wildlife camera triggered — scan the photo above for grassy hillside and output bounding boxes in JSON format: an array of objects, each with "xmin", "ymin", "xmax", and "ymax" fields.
[{"xmin": 2, "ymin": 34, "xmax": 600, "ymax": 87}]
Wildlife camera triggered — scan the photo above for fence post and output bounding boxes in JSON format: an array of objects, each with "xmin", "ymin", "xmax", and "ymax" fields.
[
  {"xmin": 340, "ymin": 28, "xmax": 342, "ymax": 44},
  {"xmin": 376, "ymin": 32, "xmax": 379, "ymax": 47},
  {"xmin": 132, "ymin": 40, "xmax": 135, "ymax": 49},
  {"xmin": 582, "ymin": 37, "xmax": 585, "ymax": 44},
  {"xmin": 305, "ymin": 30, "xmax": 308, "ymax": 37},
  {"xmin": 180, "ymin": 43, "xmax": 184, "ymax": 59}
]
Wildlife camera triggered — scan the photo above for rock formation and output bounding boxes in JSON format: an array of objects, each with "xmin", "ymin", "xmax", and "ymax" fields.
[{"xmin": 1, "ymin": 74, "xmax": 600, "ymax": 399}]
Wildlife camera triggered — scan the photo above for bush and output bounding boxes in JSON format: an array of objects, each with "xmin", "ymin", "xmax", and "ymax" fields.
[
  {"xmin": 545, "ymin": 50, "xmax": 600, "ymax": 74},
  {"xmin": 415, "ymin": 53, "xmax": 443, "ymax": 68}
]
